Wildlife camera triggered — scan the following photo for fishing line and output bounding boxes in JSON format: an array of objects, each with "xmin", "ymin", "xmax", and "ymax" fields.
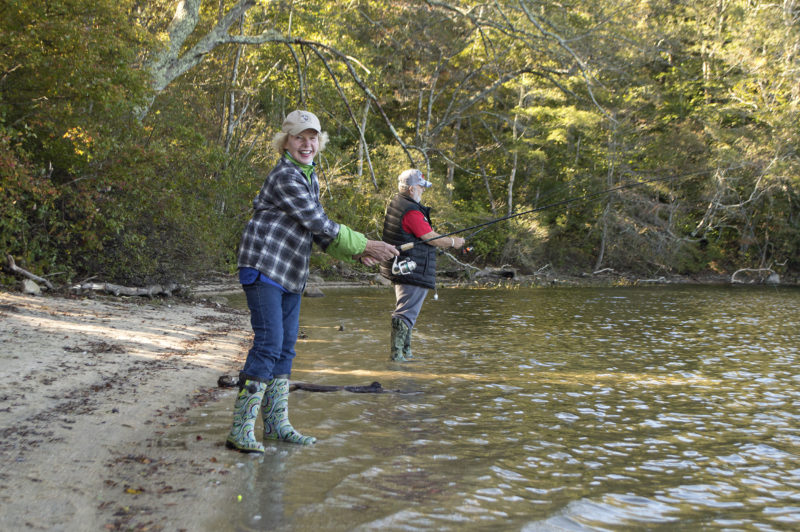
[
  {"xmin": 397, "ymin": 171, "xmax": 700, "ymax": 252},
  {"xmin": 436, "ymin": 171, "xmax": 611, "ymax": 243}
]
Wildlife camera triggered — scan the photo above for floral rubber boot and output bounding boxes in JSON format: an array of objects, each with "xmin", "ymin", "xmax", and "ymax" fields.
[
  {"xmin": 225, "ymin": 379, "xmax": 267, "ymax": 453},
  {"xmin": 262, "ymin": 377, "xmax": 316, "ymax": 445}
]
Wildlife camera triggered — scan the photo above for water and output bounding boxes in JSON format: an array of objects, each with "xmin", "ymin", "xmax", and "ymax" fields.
[{"xmin": 201, "ymin": 285, "xmax": 800, "ymax": 531}]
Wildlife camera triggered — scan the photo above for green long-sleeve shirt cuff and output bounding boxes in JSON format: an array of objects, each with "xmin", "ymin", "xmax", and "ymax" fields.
[{"xmin": 325, "ymin": 224, "xmax": 367, "ymax": 262}]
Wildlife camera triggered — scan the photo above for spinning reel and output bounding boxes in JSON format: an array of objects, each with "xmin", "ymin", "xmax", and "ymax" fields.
[{"xmin": 391, "ymin": 256, "xmax": 417, "ymax": 275}]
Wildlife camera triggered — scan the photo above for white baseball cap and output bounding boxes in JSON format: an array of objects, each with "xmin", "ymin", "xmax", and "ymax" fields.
[{"xmin": 282, "ymin": 110, "xmax": 321, "ymax": 135}]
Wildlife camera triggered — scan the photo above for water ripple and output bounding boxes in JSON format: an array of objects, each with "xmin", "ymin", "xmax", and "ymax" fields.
[{"xmin": 212, "ymin": 286, "xmax": 800, "ymax": 531}]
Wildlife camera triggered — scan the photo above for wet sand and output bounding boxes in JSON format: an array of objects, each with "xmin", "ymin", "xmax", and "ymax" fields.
[{"xmin": 0, "ymin": 289, "xmax": 251, "ymax": 531}]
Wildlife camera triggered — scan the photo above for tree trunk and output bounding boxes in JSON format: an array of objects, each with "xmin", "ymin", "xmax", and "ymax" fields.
[
  {"xmin": 357, "ymin": 100, "xmax": 370, "ymax": 184},
  {"xmin": 507, "ymin": 85, "xmax": 524, "ymax": 216},
  {"xmin": 446, "ymin": 117, "xmax": 461, "ymax": 201},
  {"xmin": 224, "ymin": 16, "xmax": 245, "ymax": 155},
  {"xmin": 507, "ymin": 151, "xmax": 517, "ymax": 217},
  {"xmin": 594, "ymin": 124, "xmax": 618, "ymax": 271},
  {"xmin": 479, "ymin": 161, "xmax": 497, "ymax": 216},
  {"xmin": 138, "ymin": 0, "xmax": 275, "ymax": 119}
]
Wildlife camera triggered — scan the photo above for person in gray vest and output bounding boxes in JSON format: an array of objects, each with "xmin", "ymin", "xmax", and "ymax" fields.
[{"xmin": 380, "ymin": 169, "xmax": 465, "ymax": 361}]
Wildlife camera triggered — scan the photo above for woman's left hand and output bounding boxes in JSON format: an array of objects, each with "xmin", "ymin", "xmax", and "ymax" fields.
[
  {"xmin": 355, "ymin": 240, "xmax": 398, "ymax": 266},
  {"xmin": 362, "ymin": 240, "xmax": 399, "ymax": 261}
]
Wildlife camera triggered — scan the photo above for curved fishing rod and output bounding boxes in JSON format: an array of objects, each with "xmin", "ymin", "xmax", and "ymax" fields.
[{"xmin": 397, "ymin": 173, "xmax": 685, "ymax": 252}]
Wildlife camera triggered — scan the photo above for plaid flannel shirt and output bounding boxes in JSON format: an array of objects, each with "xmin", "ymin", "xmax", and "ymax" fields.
[{"xmin": 237, "ymin": 156, "xmax": 339, "ymax": 293}]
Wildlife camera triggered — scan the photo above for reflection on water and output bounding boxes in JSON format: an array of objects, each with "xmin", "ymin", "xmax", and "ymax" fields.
[{"xmin": 203, "ymin": 286, "xmax": 800, "ymax": 531}]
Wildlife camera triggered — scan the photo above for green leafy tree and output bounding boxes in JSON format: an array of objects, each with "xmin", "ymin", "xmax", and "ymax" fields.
[{"xmin": 1, "ymin": 0, "xmax": 152, "ymax": 283}]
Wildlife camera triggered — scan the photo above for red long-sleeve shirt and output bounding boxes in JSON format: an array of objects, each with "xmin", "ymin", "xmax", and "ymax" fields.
[{"xmin": 401, "ymin": 209, "xmax": 432, "ymax": 238}]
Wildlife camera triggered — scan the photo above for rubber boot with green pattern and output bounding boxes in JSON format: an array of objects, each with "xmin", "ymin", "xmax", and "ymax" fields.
[
  {"xmin": 225, "ymin": 379, "xmax": 267, "ymax": 453},
  {"xmin": 262, "ymin": 377, "xmax": 316, "ymax": 445},
  {"xmin": 402, "ymin": 327, "xmax": 414, "ymax": 359},
  {"xmin": 390, "ymin": 317, "xmax": 410, "ymax": 361}
]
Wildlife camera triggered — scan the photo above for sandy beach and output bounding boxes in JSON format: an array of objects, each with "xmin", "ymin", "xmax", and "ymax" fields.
[{"xmin": 0, "ymin": 287, "xmax": 252, "ymax": 531}]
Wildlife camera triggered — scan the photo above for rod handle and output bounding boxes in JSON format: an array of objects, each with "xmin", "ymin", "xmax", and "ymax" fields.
[{"xmin": 398, "ymin": 242, "xmax": 414, "ymax": 251}]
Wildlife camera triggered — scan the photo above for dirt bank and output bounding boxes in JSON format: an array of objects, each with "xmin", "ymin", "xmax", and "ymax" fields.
[{"xmin": 0, "ymin": 289, "xmax": 252, "ymax": 531}]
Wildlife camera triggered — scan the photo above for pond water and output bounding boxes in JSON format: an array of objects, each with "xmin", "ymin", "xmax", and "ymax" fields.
[{"xmin": 197, "ymin": 285, "xmax": 800, "ymax": 531}]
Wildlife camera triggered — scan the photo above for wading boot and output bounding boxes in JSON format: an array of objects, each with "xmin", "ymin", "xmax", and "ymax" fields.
[
  {"xmin": 402, "ymin": 327, "xmax": 414, "ymax": 359},
  {"xmin": 390, "ymin": 317, "xmax": 410, "ymax": 361},
  {"xmin": 225, "ymin": 379, "xmax": 268, "ymax": 453},
  {"xmin": 262, "ymin": 376, "xmax": 316, "ymax": 445}
]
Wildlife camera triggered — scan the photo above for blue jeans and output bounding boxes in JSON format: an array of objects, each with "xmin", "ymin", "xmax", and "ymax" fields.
[{"xmin": 240, "ymin": 281, "xmax": 302, "ymax": 382}]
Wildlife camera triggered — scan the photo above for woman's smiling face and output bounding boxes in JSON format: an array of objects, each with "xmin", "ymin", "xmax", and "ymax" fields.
[{"xmin": 285, "ymin": 129, "xmax": 319, "ymax": 165}]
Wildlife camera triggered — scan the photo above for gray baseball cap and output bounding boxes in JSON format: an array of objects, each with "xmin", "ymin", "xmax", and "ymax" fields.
[
  {"xmin": 282, "ymin": 110, "xmax": 321, "ymax": 135},
  {"xmin": 398, "ymin": 169, "xmax": 432, "ymax": 188}
]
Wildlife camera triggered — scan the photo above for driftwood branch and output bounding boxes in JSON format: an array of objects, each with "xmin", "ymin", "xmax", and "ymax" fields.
[
  {"xmin": 731, "ymin": 268, "xmax": 779, "ymax": 284},
  {"xmin": 217, "ymin": 375, "xmax": 418, "ymax": 394},
  {"xmin": 636, "ymin": 276, "xmax": 668, "ymax": 284},
  {"xmin": 70, "ymin": 282, "xmax": 181, "ymax": 297},
  {"xmin": 5, "ymin": 254, "xmax": 54, "ymax": 290},
  {"xmin": 441, "ymin": 250, "xmax": 480, "ymax": 273}
]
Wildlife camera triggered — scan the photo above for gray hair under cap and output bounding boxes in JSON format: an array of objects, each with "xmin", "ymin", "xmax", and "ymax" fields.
[{"xmin": 398, "ymin": 169, "xmax": 432, "ymax": 189}]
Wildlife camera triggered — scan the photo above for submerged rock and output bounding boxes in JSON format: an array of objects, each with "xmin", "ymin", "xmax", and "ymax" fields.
[{"xmin": 304, "ymin": 285, "xmax": 324, "ymax": 297}]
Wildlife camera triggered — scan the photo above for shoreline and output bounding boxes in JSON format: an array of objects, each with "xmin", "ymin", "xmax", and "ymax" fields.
[{"xmin": 191, "ymin": 268, "xmax": 797, "ymax": 296}]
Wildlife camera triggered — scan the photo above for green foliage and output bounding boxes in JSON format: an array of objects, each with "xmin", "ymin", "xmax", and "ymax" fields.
[
  {"xmin": 1, "ymin": 0, "xmax": 154, "ymax": 284},
  {"xmin": 0, "ymin": 125, "xmax": 59, "ymax": 284},
  {"xmin": 1, "ymin": 0, "xmax": 799, "ymax": 288},
  {"xmin": 77, "ymin": 125, "xmax": 251, "ymax": 283}
]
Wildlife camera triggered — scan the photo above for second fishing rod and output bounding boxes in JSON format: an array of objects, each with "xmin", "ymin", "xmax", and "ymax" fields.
[{"xmin": 396, "ymin": 173, "xmax": 685, "ymax": 253}]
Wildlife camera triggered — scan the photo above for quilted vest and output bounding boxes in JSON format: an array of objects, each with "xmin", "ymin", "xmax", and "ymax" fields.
[{"xmin": 380, "ymin": 194, "xmax": 437, "ymax": 289}]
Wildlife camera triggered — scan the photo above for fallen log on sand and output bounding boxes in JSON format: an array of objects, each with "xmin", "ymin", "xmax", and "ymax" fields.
[
  {"xmin": 70, "ymin": 281, "xmax": 182, "ymax": 297},
  {"xmin": 5, "ymin": 253, "xmax": 54, "ymax": 290}
]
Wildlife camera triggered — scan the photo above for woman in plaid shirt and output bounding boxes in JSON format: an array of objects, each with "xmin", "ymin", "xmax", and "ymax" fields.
[{"xmin": 226, "ymin": 110, "xmax": 398, "ymax": 453}]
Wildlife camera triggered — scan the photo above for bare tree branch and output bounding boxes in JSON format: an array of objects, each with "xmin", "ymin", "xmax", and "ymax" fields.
[
  {"xmin": 139, "ymin": 1, "xmax": 416, "ymax": 167},
  {"xmin": 303, "ymin": 43, "xmax": 380, "ymax": 191},
  {"xmin": 517, "ymin": 1, "xmax": 616, "ymax": 123}
]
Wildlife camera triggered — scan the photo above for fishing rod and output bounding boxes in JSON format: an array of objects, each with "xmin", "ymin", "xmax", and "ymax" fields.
[{"xmin": 397, "ymin": 173, "xmax": 685, "ymax": 252}]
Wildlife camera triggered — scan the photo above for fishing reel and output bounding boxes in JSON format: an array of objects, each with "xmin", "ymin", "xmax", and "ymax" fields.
[{"xmin": 391, "ymin": 256, "xmax": 417, "ymax": 275}]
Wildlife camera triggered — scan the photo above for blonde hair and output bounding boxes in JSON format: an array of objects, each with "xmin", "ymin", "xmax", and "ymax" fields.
[{"xmin": 271, "ymin": 130, "xmax": 329, "ymax": 154}]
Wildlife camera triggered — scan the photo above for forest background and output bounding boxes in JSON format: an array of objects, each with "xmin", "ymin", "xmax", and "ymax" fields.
[{"xmin": 2, "ymin": 0, "xmax": 798, "ymax": 287}]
